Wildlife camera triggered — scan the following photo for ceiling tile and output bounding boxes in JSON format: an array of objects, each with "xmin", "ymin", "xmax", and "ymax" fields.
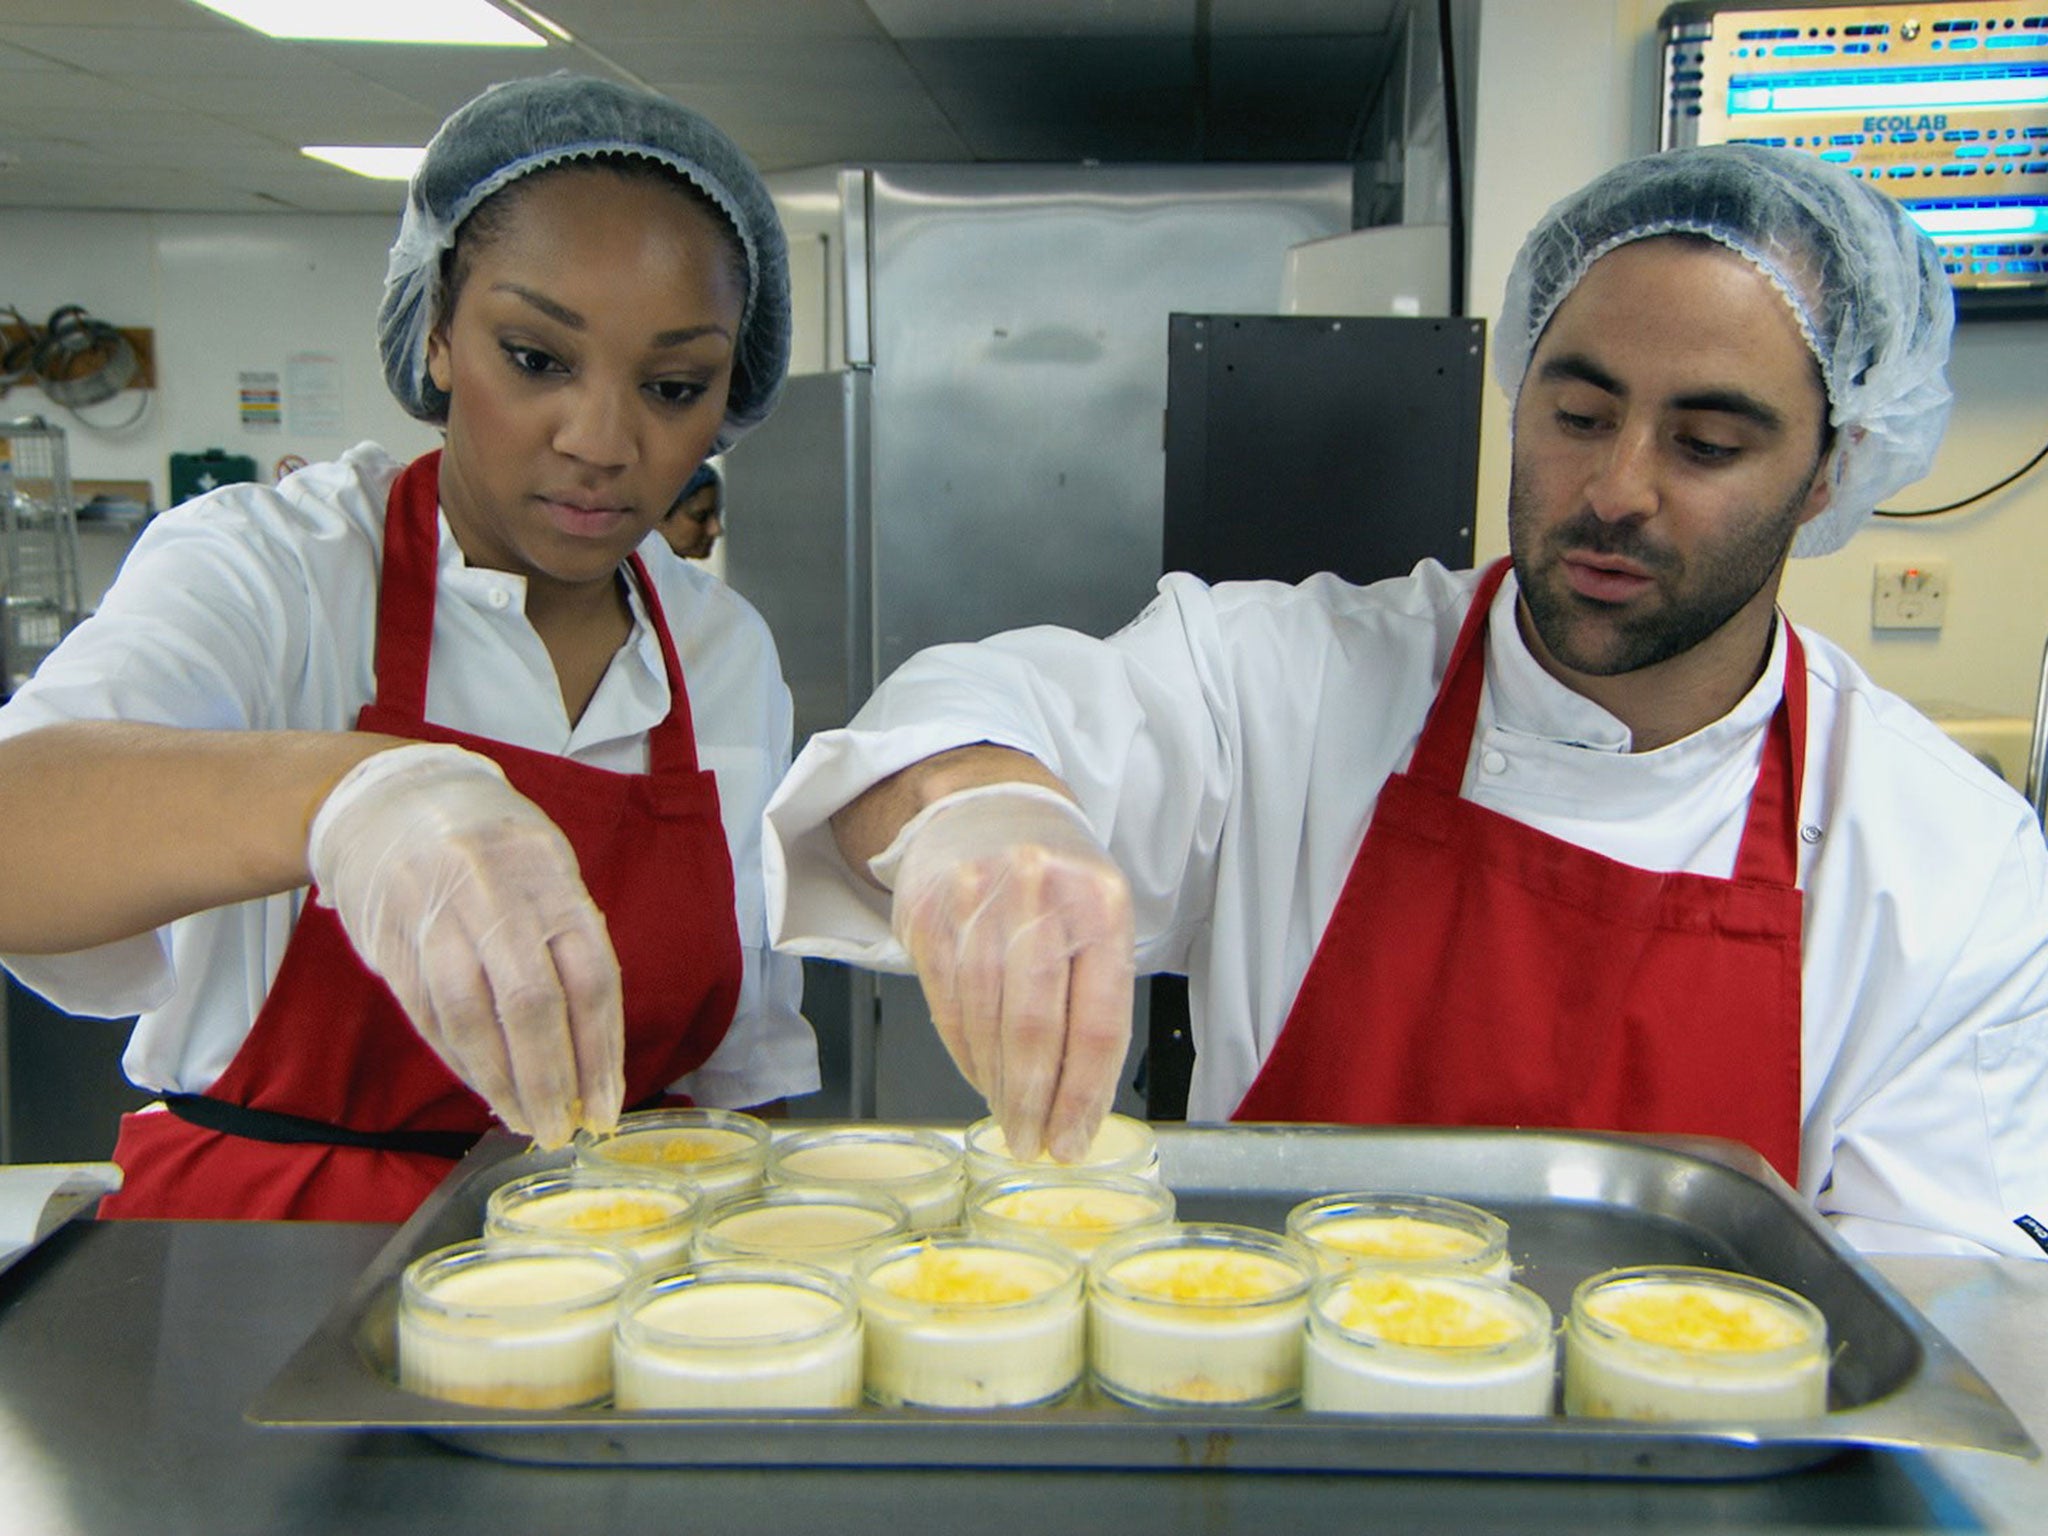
[
  {"xmin": 542, "ymin": 0, "xmax": 890, "ymax": 42},
  {"xmin": 0, "ymin": 21, "xmax": 280, "ymax": 73},
  {"xmin": 863, "ymin": 0, "xmax": 1197, "ymax": 40},
  {"xmin": 0, "ymin": 0, "xmax": 1422, "ymax": 212}
]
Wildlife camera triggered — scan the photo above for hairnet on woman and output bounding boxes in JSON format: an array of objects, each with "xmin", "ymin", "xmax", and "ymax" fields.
[
  {"xmin": 0, "ymin": 72, "xmax": 816, "ymax": 1222},
  {"xmin": 1494, "ymin": 142, "xmax": 1954, "ymax": 555}
]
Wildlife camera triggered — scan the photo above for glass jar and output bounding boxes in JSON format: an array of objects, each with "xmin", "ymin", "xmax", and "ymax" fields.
[
  {"xmin": 695, "ymin": 1186, "xmax": 911, "ymax": 1278},
  {"xmin": 577, "ymin": 1107, "xmax": 770, "ymax": 1205},
  {"xmin": 1285, "ymin": 1192, "xmax": 1512, "ymax": 1280},
  {"xmin": 613, "ymin": 1260, "xmax": 863, "ymax": 1410},
  {"xmin": 1303, "ymin": 1268, "xmax": 1555, "ymax": 1416},
  {"xmin": 1563, "ymin": 1264, "xmax": 1829, "ymax": 1421},
  {"xmin": 965, "ymin": 1170, "xmax": 1176, "ymax": 1259},
  {"xmin": 397, "ymin": 1238, "xmax": 634, "ymax": 1409},
  {"xmin": 484, "ymin": 1167, "xmax": 701, "ymax": 1272},
  {"xmin": 767, "ymin": 1125, "xmax": 965, "ymax": 1230},
  {"xmin": 1087, "ymin": 1222, "xmax": 1317, "ymax": 1409},
  {"xmin": 963, "ymin": 1112, "xmax": 1160, "ymax": 1185},
  {"xmin": 853, "ymin": 1232, "xmax": 1086, "ymax": 1409}
]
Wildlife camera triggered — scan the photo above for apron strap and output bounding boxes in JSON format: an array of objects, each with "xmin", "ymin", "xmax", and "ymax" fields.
[
  {"xmin": 1404, "ymin": 557, "xmax": 1510, "ymax": 792},
  {"xmin": 159, "ymin": 1093, "xmax": 480, "ymax": 1160},
  {"xmin": 625, "ymin": 552, "xmax": 703, "ymax": 777},
  {"xmin": 160, "ymin": 1084, "xmax": 691, "ymax": 1159},
  {"xmin": 1731, "ymin": 616, "xmax": 1806, "ymax": 887},
  {"xmin": 372, "ymin": 452, "xmax": 441, "ymax": 720}
]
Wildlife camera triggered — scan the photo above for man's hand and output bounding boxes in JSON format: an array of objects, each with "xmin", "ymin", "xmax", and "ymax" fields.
[{"xmin": 876, "ymin": 783, "xmax": 1135, "ymax": 1163}]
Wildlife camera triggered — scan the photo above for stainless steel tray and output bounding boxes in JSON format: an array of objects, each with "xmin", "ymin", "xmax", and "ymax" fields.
[{"xmin": 247, "ymin": 1123, "xmax": 2038, "ymax": 1478}]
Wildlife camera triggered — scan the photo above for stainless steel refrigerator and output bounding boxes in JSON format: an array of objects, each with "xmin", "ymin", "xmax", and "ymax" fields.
[{"xmin": 722, "ymin": 163, "xmax": 1358, "ymax": 1120}]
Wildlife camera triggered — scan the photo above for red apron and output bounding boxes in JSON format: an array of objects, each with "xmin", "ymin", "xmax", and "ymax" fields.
[
  {"xmin": 100, "ymin": 452, "xmax": 743, "ymax": 1221},
  {"xmin": 1233, "ymin": 558, "xmax": 1806, "ymax": 1180}
]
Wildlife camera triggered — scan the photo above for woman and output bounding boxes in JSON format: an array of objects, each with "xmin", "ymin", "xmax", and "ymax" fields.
[{"xmin": 0, "ymin": 74, "xmax": 817, "ymax": 1220}]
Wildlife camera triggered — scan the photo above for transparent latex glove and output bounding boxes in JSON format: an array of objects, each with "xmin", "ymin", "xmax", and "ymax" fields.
[
  {"xmin": 307, "ymin": 742, "xmax": 625, "ymax": 1149},
  {"xmin": 872, "ymin": 782, "xmax": 1135, "ymax": 1164}
]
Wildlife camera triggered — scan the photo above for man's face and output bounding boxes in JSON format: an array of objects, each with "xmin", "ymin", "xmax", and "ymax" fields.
[{"xmin": 1508, "ymin": 236, "xmax": 1834, "ymax": 682}]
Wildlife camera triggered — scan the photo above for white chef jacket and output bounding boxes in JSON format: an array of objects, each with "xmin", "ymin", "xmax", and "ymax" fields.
[
  {"xmin": 766, "ymin": 559, "xmax": 2048, "ymax": 1258},
  {"xmin": 0, "ymin": 442, "xmax": 818, "ymax": 1110}
]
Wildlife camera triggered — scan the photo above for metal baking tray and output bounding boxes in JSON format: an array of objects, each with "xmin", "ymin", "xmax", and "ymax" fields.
[{"xmin": 247, "ymin": 1123, "xmax": 2037, "ymax": 1478}]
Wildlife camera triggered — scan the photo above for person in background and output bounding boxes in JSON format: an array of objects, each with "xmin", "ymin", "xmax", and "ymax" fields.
[
  {"xmin": 0, "ymin": 74, "xmax": 818, "ymax": 1220},
  {"xmin": 661, "ymin": 457, "xmax": 726, "ymax": 560},
  {"xmin": 763, "ymin": 144, "xmax": 2048, "ymax": 1258}
]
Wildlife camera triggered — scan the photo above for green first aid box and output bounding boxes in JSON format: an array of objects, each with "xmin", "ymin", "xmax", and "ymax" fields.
[{"xmin": 169, "ymin": 449, "xmax": 260, "ymax": 507}]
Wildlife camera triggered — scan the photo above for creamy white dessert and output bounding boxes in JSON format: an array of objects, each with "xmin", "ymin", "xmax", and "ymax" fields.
[
  {"xmin": 613, "ymin": 1262, "xmax": 863, "ymax": 1410},
  {"xmin": 966, "ymin": 1172, "xmax": 1176, "ymax": 1258},
  {"xmin": 484, "ymin": 1169, "xmax": 701, "ymax": 1272},
  {"xmin": 1303, "ymin": 1269, "xmax": 1556, "ymax": 1416},
  {"xmin": 696, "ymin": 1187, "xmax": 910, "ymax": 1277},
  {"xmin": 1563, "ymin": 1265, "xmax": 1829, "ymax": 1421},
  {"xmin": 768, "ymin": 1127, "xmax": 965, "ymax": 1230},
  {"xmin": 578, "ymin": 1108, "xmax": 770, "ymax": 1204},
  {"xmin": 1286, "ymin": 1192, "xmax": 1512, "ymax": 1280},
  {"xmin": 964, "ymin": 1113, "xmax": 1160, "ymax": 1186},
  {"xmin": 397, "ymin": 1239, "xmax": 634, "ymax": 1409},
  {"xmin": 1087, "ymin": 1224, "xmax": 1316, "ymax": 1409},
  {"xmin": 854, "ymin": 1234, "xmax": 1085, "ymax": 1409}
]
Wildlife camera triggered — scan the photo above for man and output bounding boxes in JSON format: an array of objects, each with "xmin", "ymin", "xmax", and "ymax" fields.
[
  {"xmin": 661, "ymin": 458, "xmax": 725, "ymax": 560},
  {"xmin": 763, "ymin": 145, "xmax": 2048, "ymax": 1257}
]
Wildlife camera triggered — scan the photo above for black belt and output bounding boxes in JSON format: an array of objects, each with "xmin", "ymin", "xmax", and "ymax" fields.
[{"xmin": 160, "ymin": 1094, "xmax": 482, "ymax": 1160}]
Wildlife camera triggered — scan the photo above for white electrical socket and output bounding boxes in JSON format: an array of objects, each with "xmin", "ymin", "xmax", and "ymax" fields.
[{"xmin": 1871, "ymin": 560, "xmax": 1948, "ymax": 630}]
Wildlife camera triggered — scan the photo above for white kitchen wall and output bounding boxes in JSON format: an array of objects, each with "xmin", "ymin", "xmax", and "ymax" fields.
[
  {"xmin": 1, "ymin": 209, "xmax": 440, "ymax": 510},
  {"xmin": 1469, "ymin": 0, "xmax": 2048, "ymax": 737}
]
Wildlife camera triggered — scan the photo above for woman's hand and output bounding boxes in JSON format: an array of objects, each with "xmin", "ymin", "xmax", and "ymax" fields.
[
  {"xmin": 876, "ymin": 783, "xmax": 1135, "ymax": 1164},
  {"xmin": 307, "ymin": 742, "xmax": 624, "ymax": 1147}
]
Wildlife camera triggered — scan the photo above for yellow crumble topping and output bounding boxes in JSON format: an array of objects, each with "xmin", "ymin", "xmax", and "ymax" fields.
[
  {"xmin": 1332, "ymin": 1273, "xmax": 1519, "ymax": 1347},
  {"xmin": 545, "ymin": 1195, "xmax": 677, "ymax": 1233},
  {"xmin": 880, "ymin": 1248, "xmax": 1041, "ymax": 1306},
  {"xmin": 1314, "ymin": 1214, "xmax": 1487, "ymax": 1260},
  {"xmin": 1587, "ymin": 1284, "xmax": 1809, "ymax": 1353},
  {"xmin": 602, "ymin": 1131, "xmax": 739, "ymax": 1165},
  {"xmin": 1114, "ymin": 1249, "xmax": 1295, "ymax": 1303}
]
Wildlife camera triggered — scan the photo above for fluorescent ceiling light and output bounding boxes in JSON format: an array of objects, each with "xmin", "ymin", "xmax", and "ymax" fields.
[
  {"xmin": 302, "ymin": 145, "xmax": 427, "ymax": 180},
  {"xmin": 190, "ymin": 0, "xmax": 549, "ymax": 46}
]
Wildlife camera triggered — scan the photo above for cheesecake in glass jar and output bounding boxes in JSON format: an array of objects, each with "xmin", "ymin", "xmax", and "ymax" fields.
[
  {"xmin": 696, "ymin": 1185, "xmax": 910, "ymax": 1278},
  {"xmin": 1303, "ymin": 1268, "xmax": 1556, "ymax": 1416},
  {"xmin": 853, "ymin": 1233, "xmax": 1086, "ymax": 1409},
  {"xmin": 1087, "ymin": 1223, "xmax": 1317, "ymax": 1409},
  {"xmin": 577, "ymin": 1107, "xmax": 770, "ymax": 1205},
  {"xmin": 484, "ymin": 1167, "xmax": 701, "ymax": 1272},
  {"xmin": 397, "ymin": 1239, "xmax": 635, "ymax": 1409},
  {"xmin": 965, "ymin": 1171, "xmax": 1176, "ymax": 1259},
  {"xmin": 963, "ymin": 1112, "xmax": 1160, "ymax": 1186},
  {"xmin": 1286, "ymin": 1191, "xmax": 1512, "ymax": 1280},
  {"xmin": 1563, "ymin": 1265, "xmax": 1829, "ymax": 1421},
  {"xmin": 767, "ymin": 1125, "xmax": 965, "ymax": 1230},
  {"xmin": 612, "ymin": 1260, "xmax": 863, "ymax": 1410}
]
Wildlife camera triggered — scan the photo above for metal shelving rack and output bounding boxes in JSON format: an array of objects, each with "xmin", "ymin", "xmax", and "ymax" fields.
[{"xmin": 0, "ymin": 416, "xmax": 83, "ymax": 696}]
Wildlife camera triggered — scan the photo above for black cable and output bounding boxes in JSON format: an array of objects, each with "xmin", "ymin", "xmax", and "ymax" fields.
[
  {"xmin": 1436, "ymin": 0, "xmax": 1467, "ymax": 318},
  {"xmin": 1873, "ymin": 434, "xmax": 2048, "ymax": 518}
]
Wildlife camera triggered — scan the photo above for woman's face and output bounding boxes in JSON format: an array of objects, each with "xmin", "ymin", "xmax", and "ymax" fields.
[{"xmin": 425, "ymin": 164, "xmax": 746, "ymax": 593}]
